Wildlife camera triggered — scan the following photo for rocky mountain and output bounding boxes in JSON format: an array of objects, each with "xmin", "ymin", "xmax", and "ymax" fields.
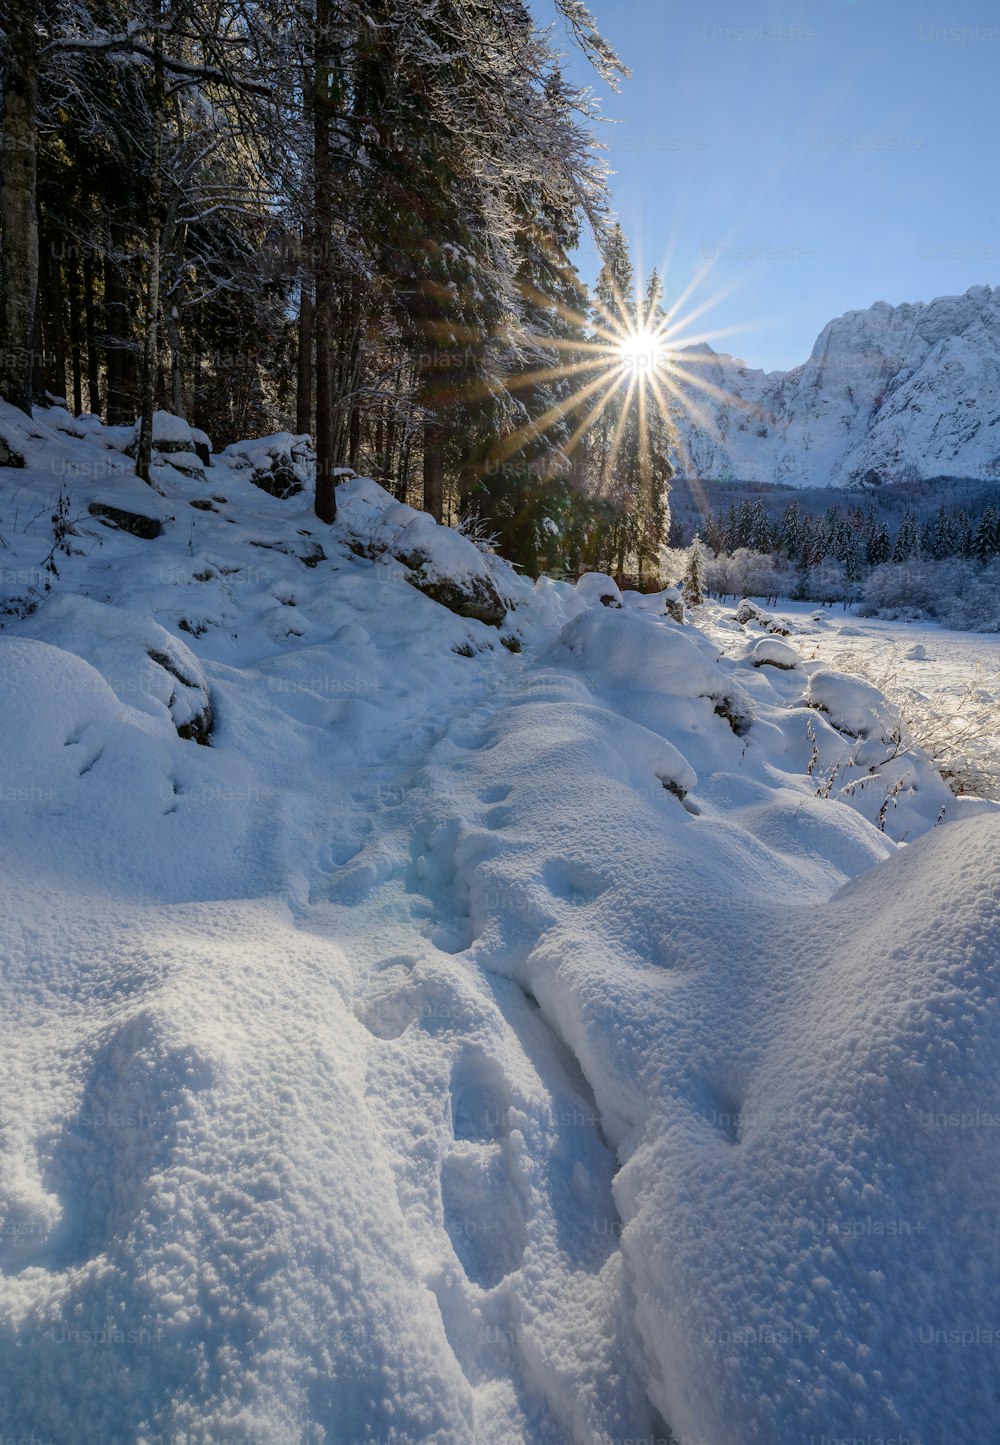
[{"xmin": 669, "ymin": 285, "xmax": 1000, "ymax": 487}]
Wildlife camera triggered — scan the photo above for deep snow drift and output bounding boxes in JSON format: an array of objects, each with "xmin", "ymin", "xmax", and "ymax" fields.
[{"xmin": 0, "ymin": 402, "xmax": 998, "ymax": 1444}]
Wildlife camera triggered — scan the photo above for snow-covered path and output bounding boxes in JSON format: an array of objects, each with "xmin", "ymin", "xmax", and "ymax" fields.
[
  {"xmin": 286, "ymin": 653, "xmax": 651, "ymax": 1442},
  {"xmin": 2, "ymin": 406, "xmax": 1000, "ymax": 1443}
]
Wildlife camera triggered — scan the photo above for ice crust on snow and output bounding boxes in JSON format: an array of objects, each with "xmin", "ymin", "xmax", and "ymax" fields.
[{"xmin": 0, "ymin": 400, "xmax": 998, "ymax": 1443}]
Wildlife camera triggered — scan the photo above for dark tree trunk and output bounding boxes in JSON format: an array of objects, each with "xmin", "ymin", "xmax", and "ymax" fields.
[
  {"xmin": 104, "ymin": 228, "xmax": 133, "ymax": 424},
  {"xmin": 313, "ymin": 0, "xmax": 337, "ymax": 522},
  {"xmin": 83, "ymin": 248, "xmax": 102, "ymax": 415},
  {"xmin": 0, "ymin": 0, "xmax": 40, "ymax": 412},
  {"xmin": 296, "ymin": 278, "xmax": 313, "ymax": 436},
  {"xmin": 345, "ymin": 277, "xmax": 363, "ymax": 469},
  {"xmin": 422, "ymin": 414, "xmax": 444, "ymax": 522},
  {"xmin": 30, "ymin": 298, "xmax": 45, "ymax": 401},
  {"xmin": 165, "ymin": 307, "xmax": 185, "ymax": 419},
  {"xmin": 349, "ymin": 396, "xmax": 361, "ymax": 470},
  {"xmin": 69, "ymin": 252, "xmax": 84, "ymax": 415},
  {"xmin": 136, "ymin": 26, "xmax": 164, "ymax": 484},
  {"xmin": 39, "ymin": 225, "xmax": 68, "ymax": 401}
]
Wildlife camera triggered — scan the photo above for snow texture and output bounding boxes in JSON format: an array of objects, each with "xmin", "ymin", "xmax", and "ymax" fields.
[{"xmin": 0, "ymin": 400, "xmax": 998, "ymax": 1443}]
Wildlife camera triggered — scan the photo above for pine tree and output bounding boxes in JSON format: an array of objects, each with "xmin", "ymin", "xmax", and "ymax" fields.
[
  {"xmin": 590, "ymin": 222, "xmax": 635, "ymax": 500},
  {"xmin": 776, "ymin": 499, "xmax": 802, "ymax": 561},
  {"xmin": 866, "ymin": 521, "xmax": 891, "ymax": 566},
  {"xmin": 923, "ymin": 504, "xmax": 954, "ymax": 560},
  {"xmin": 892, "ymin": 511, "xmax": 921, "ymax": 563},
  {"xmin": 748, "ymin": 500, "xmax": 772, "ymax": 554},
  {"xmin": 973, "ymin": 506, "xmax": 1000, "ymax": 565},
  {"xmin": 634, "ymin": 267, "xmax": 673, "ymax": 584},
  {"xmin": 683, "ymin": 535, "xmax": 706, "ymax": 608},
  {"xmin": 953, "ymin": 509, "xmax": 974, "ymax": 559}
]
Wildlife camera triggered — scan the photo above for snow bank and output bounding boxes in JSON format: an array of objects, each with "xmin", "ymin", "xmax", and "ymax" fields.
[
  {"xmin": 0, "ymin": 401, "xmax": 997, "ymax": 1444},
  {"xmin": 19, "ymin": 594, "xmax": 213, "ymax": 740}
]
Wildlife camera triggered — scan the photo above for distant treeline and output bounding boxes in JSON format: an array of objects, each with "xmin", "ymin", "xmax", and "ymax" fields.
[{"xmin": 672, "ymin": 480, "xmax": 1000, "ymax": 571}]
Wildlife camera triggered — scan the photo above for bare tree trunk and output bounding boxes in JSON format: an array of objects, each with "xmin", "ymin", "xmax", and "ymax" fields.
[
  {"xmin": 83, "ymin": 247, "xmax": 102, "ymax": 415},
  {"xmin": 165, "ymin": 307, "xmax": 185, "ymax": 418},
  {"xmin": 36, "ymin": 236, "xmax": 52, "ymax": 392},
  {"xmin": 398, "ymin": 392, "xmax": 417, "ymax": 503},
  {"xmin": 69, "ymin": 252, "xmax": 84, "ymax": 415},
  {"xmin": 313, "ymin": 0, "xmax": 337, "ymax": 522},
  {"xmin": 39, "ymin": 225, "xmax": 68, "ymax": 402},
  {"xmin": 30, "ymin": 299, "xmax": 45, "ymax": 402},
  {"xmin": 296, "ymin": 279, "xmax": 314, "ymax": 436},
  {"xmin": 105, "ymin": 228, "xmax": 133, "ymax": 424},
  {"xmin": 136, "ymin": 27, "xmax": 164, "ymax": 484},
  {"xmin": 0, "ymin": 0, "xmax": 40, "ymax": 412},
  {"xmin": 51, "ymin": 254, "xmax": 68, "ymax": 402},
  {"xmin": 346, "ymin": 279, "xmax": 363, "ymax": 469},
  {"xmin": 422, "ymin": 414, "xmax": 444, "ymax": 522}
]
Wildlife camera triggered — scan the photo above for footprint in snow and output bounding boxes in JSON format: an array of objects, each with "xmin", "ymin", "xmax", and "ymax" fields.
[
  {"xmin": 353, "ymin": 956, "xmax": 422, "ymax": 1040},
  {"xmin": 478, "ymin": 784, "xmax": 512, "ymax": 805},
  {"xmin": 440, "ymin": 1048, "xmax": 527, "ymax": 1289},
  {"xmin": 354, "ymin": 958, "xmax": 474, "ymax": 1041},
  {"xmin": 542, "ymin": 857, "xmax": 608, "ymax": 907}
]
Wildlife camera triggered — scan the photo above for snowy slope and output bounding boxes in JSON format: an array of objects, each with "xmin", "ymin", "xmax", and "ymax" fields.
[
  {"xmin": 1, "ymin": 403, "xmax": 998, "ymax": 1443},
  {"xmin": 672, "ymin": 284, "xmax": 1000, "ymax": 486}
]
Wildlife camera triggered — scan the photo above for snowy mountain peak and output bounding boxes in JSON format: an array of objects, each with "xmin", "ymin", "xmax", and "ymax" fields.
[{"xmin": 671, "ymin": 285, "xmax": 1000, "ymax": 486}]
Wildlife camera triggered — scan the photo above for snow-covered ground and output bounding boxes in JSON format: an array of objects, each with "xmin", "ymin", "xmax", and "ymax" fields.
[
  {"xmin": 1, "ymin": 404, "xmax": 999, "ymax": 1444},
  {"xmin": 729, "ymin": 601, "xmax": 1000, "ymax": 802}
]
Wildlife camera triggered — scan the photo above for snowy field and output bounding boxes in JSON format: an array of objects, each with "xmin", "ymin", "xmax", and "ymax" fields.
[
  {"xmin": 725, "ymin": 601, "xmax": 1000, "ymax": 803},
  {"xmin": 1, "ymin": 403, "xmax": 999, "ymax": 1444}
]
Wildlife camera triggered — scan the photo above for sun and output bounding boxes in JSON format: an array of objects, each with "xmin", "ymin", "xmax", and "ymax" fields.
[
  {"xmin": 617, "ymin": 328, "xmax": 666, "ymax": 374},
  {"xmin": 491, "ymin": 257, "xmax": 757, "ymax": 494}
]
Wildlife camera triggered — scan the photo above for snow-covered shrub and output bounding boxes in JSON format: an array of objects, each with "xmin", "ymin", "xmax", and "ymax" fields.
[
  {"xmin": 859, "ymin": 558, "xmax": 1000, "ymax": 633},
  {"xmin": 824, "ymin": 642, "xmax": 1000, "ymax": 799},
  {"xmin": 859, "ymin": 560, "xmax": 941, "ymax": 619}
]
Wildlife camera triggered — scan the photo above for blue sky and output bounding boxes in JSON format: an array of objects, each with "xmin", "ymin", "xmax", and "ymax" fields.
[{"xmin": 551, "ymin": 0, "xmax": 1000, "ymax": 372}]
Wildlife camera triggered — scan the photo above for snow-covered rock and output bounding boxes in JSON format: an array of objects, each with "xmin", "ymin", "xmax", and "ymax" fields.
[
  {"xmin": 218, "ymin": 432, "xmax": 313, "ymax": 498},
  {"xmin": 124, "ymin": 410, "xmax": 211, "ymax": 468},
  {"xmin": 752, "ymin": 637, "xmax": 800, "ymax": 670},
  {"xmin": 672, "ymin": 284, "xmax": 1000, "ymax": 485},
  {"xmin": 806, "ymin": 667, "xmax": 901, "ymax": 740},
  {"xmin": 337, "ymin": 476, "xmax": 522, "ymax": 625},
  {"xmin": 18, "ymin": 595, "xmax": 213, "ymax": 743},
  {"xmin": 575, "ymin": 572, "xmax": 623, "ymax": 608}
]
